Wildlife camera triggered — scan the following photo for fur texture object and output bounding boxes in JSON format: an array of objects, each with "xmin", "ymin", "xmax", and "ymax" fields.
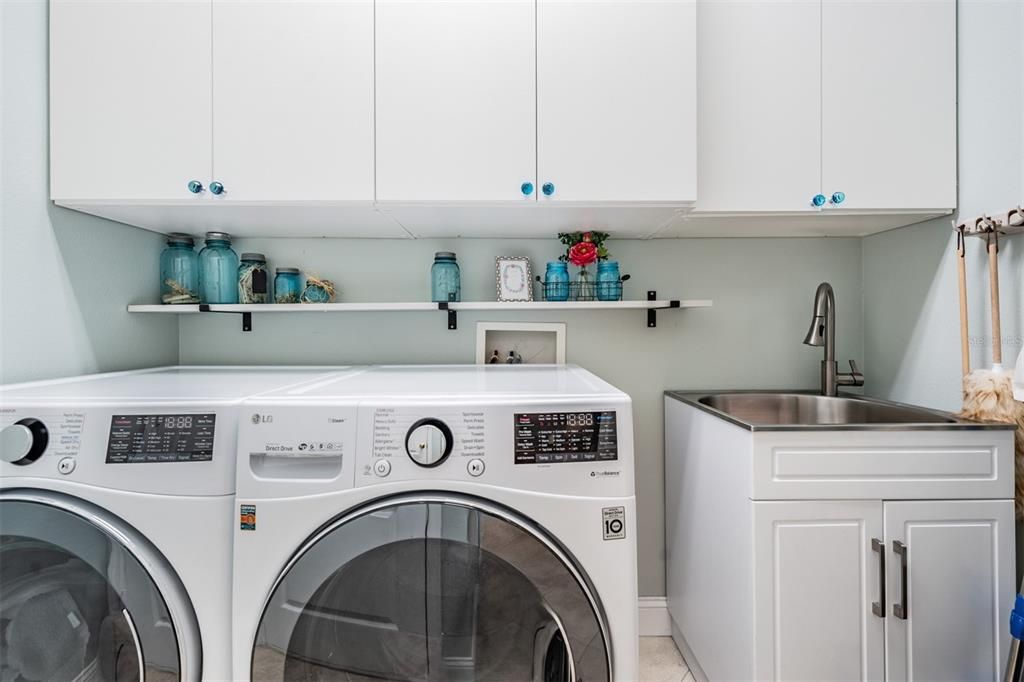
[{"xmin": 960, "ymin": 370, "xmax": 1024, "ymax": 517}]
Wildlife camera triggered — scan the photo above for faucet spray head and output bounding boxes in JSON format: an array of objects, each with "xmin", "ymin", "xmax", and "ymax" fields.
[{"xmin": 803, "ymin": 317, "xmax": 826, "ymax": 346}]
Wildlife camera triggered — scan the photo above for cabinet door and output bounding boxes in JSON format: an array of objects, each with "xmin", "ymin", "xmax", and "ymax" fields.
[
  {"xmin": 696, "ymin": 0, "xmax": 821, "ymax": 212},
  {"xmin": 212, "ymin": 1, "xmax": 374, "ymax": 202},
  {"xmin": 537, "ymin": 0, "xmax": 696, "ymax": 203},
  {"xmin": 821, "ymin": 0, "xmax": 956, "ymax": 210},
  {"xmin": 375, "ymin": 0, "xmax": 536, "ymax": 202},
  {"xmin": 753, "ymin": 501, "xmax": 885, "ymax": 681},
  {"xmin": 884, "ymin": 500, "xmax": 1014, "ymax": 682},
  {"xmin": 50, "ymin": 0, "xmax": 212, "ymax": 201}
]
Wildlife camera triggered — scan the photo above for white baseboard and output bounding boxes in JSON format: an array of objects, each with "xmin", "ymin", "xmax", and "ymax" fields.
[{"xmin": 638, "ymin": 596, "xmax": 671, "ymax": 636}]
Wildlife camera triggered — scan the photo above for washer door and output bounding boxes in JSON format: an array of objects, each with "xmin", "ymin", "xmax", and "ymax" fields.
[
  {"xmin": 252, "ymin": 494, "xmax": 611, "ymax": 681},
  {"xmin": 0, "ymin": 490, "xmax": 202, "ymax": 682}
]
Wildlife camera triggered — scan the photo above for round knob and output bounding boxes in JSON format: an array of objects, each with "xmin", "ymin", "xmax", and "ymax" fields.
[
  {"xmin": 209, "ymin": 181, "xmax": 225, "ymax": 195},
  {"xmin": 521, "ymin": 182, "xmax": 534, "ymax": 196},
  {"xmin": 811, "ymin": 194, "xmax": 827, "ymax": 207},
  {"xmin": 542, "ymin": 182, "xmax": 555, "ymax": 196},
  {"xmin": 830, "ymin": 191, "xmax": 846, "ymax": 205},
  {"xmin": 405, "ymin": 418, "xmax": 453, "ymax": 468},
  {"xmin": 0, "ymin": 419, "xmax": 48, "ymax": 466},
  {"xmin": 187, "ymin": 180, "xmax": 205, "ymax": 194}
]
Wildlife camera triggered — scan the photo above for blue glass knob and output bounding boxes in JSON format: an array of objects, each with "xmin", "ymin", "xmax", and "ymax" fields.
[
  {"xmin": 521, "ymin": 182, "xmax": 534, "ymax": 196},
  {"xmin": 542, "ymin": 182, "xmax": 555, "ymax": 196},
  {"xmin": 830, "ymin": 191, "xmax": 846, "ymax": 205},
  {"xmin": 811, "ymin": 194, "xmax": 826, "ymax": 207},
  {"xmin": 210, "ymin": 181, "xmax": 225, "ymax": 195},
  {"xmin": 187, "ymin": 180, "xmax": 204, "ymax": 194}
]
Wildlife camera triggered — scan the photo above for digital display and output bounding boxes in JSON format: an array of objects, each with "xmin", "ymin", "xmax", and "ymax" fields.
[
  {"xmin": 106, "ymin": 414, "xmax": 216, "ymax": 464},
  {"xmin": 514, "ymin": 411, "xmax": 617, "ymax": 465}
]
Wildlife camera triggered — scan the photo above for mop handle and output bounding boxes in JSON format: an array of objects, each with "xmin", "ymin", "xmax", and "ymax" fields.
[
  {"xmin": 957, "ymin": 229, "xmax": 970, "ymax": 376},
  {"xmin": 988, "ymin": 231, "xmax": 1002, "ymax": 366}
]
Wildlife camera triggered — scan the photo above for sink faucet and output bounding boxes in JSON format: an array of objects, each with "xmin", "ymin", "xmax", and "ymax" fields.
[{"xmin": 802, "ymin": 282, "xmax": 864, "ymax": 397}]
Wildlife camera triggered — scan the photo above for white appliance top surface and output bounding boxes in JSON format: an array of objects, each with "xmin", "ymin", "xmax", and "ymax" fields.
[
  {"xmin": 0, "ymin": 366, "xmax": 348, "ymax": 403},
  {"xmin": 261, "ymin": 365, "xmax": 624, "ymax": 400}
]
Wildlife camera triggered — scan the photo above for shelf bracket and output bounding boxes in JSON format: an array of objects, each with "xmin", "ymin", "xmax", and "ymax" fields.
[
  {"xmin": 647, "ymin": 291, "xmax": 658, "ymax": 328},
  {"xmin": 438, "ymin": 301, "xmax": 457, "ymax": 330},
  {"xmin": 199, "ymin": 304, "xmax": 252, "ymax": 332}
]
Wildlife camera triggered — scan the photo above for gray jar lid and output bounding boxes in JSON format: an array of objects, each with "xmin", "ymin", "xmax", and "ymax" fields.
[
  {"xmin": 240, "ymin": 253, "xmax": 267, "ymax": 262},
  {"xmin": 205, "ymin": 231, "xmax": 232, "ymax": 242},
  {"xmin": 165, "ymin": 232, "xmax": 194, "ymax": 246},
  {"xmin": 434, "ymin": 251, "xmax": 457, "ymax": 260},
  {"xmin": 276, "ymin": 267, "xmax": 300, "ymax": 274}
]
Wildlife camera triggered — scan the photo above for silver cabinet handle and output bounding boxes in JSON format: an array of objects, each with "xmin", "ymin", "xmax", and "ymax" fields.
[
  {"xmin": 893, "ymin": 540, "xmax": 908, "ymax": 619},
  {"xmin": 871, "ymin": 538, "xmax": 886, "ymax": 618}
]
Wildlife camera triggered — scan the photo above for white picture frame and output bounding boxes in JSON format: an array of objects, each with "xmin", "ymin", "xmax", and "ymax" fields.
[{"xmin": 495, "ymin": 256, "xmax": 533, "ymax": 302}]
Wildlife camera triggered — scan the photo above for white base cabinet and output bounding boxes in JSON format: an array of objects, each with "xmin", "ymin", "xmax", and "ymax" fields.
[{"xmin": 665, "ymin": 396, "xmax": 1017, "ymax": 682}]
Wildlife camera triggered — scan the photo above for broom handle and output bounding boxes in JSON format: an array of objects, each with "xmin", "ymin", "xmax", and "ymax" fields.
[
  {"xmin": 988, "ymin": 231, "xmax": 1002, "ymax": 366},
  {"xmin": 957, "ymin": 230, "xmax": 969, "ymax": 376}
]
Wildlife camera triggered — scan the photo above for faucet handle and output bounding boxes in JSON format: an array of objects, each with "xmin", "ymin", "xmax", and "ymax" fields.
[{"xmin": 847, "ymin": 359, "xmax": 864, "ymax": 385}]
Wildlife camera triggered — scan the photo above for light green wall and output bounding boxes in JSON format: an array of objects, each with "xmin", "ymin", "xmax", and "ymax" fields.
[
  {"xmin": 179, "ymin": 236, "xmax": 864, "ymax": 595},
  {"xmin": 0, "ymin": 0, "xmax": 178, "ymax": 384}
]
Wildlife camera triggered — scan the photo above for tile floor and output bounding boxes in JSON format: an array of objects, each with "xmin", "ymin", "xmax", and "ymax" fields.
[{"xmin": 639, "ymin": 636, "xmax": 691, "ymax": 682}]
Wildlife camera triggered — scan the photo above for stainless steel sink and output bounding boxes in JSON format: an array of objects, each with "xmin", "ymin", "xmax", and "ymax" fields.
[
  {"xmin": 665, "ymin": 390, "xmax": 1011, "ymax": 431},
  {"xmin": 698, "ymin": 393, "xmax": 954, "ymax": 426}
]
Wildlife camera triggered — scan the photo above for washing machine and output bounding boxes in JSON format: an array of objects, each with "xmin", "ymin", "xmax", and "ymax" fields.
[
  {"xmin": 233, "ymin": 364, "xmax": 640, "ymax": 681},
  {"xmin": 0, "ymin": 366, "xmax": 344, "ymax": 682}
]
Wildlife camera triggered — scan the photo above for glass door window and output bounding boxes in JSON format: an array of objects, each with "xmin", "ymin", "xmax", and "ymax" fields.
[
  {"xmin": 0, "ymin": 496, "xmax": 191, "ymax": 682},
  {"xmin": 252, "ymin": 496, "xmax": 610, "ymax": 682}
]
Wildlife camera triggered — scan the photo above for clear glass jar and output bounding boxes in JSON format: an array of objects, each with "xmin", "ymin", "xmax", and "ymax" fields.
[
  {"xmin": 274, "ymin": 268, "xmax": 302, "ymax": 304},
  {"xmin": 596, "ymin": 260, "xmax": 622, "ymax": 301},
  {"xmin": 238, "ymin": 253, "xmax": 269, "ymax": 304},
  {"xmin": 160, "ymin": 233, "xmax": 199, "ymax": 304},
  {"xmin": 198, "ymin": 232, "xmax": 239, "ymax": 304},
  {"xmin": 431, "ymin": 252, "xmax": 461, "ymax": 303},
  {"xmin": 543, "ymin": 261, "xmax": 570, "ymax": 301}
]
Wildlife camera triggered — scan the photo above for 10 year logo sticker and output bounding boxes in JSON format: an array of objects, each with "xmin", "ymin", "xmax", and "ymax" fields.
[{"xmin": 602, "ymin": 506, "xmax": 626, "ymax": 540}]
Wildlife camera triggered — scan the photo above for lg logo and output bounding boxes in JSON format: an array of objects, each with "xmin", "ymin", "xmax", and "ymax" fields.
[{"xmin": 251, "ymin": 414, "xmax": 273, "ymax": 424}]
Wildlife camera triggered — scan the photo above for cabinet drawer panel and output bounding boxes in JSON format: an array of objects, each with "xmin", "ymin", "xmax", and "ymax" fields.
[{"xmin": 752, "ymin": 431, "xmax": 1014, "ymax": 500}]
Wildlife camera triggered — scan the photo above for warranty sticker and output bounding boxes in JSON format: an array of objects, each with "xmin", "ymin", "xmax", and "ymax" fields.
[
  {"xmin": 602, "ymin": 506, "xmax": 625, "ymax": 540},
  {"xmin": 240, "ymin": 504, "xmax": 256, "ymax": 531}
]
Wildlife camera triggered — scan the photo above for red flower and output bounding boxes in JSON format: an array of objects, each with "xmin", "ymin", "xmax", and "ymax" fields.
[{"xmin": 568, "ymin": 241, "xmax": 598, "ymax": 267}]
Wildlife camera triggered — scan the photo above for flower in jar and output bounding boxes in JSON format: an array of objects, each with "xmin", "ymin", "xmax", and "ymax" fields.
[{"xmin": 568, "ymin": 240, "xmax": 598, "ymax": 267}]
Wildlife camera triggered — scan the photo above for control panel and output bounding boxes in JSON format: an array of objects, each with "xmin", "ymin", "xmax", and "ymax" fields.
[
  {"xmin": 106, "ymin": 414, "xmax": 216, "ymax": 464},
  {"xmin": 514, "ymin": 411, "xmax": 618, "ymax": 464}
]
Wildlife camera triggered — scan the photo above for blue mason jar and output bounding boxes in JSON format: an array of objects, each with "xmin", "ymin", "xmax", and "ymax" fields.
[
  {"xmin": 160, "ymin": 233, "xmax": 199, "ymax": 304},
  {"xmin": 238, "ymin": 253, "xmax": 269, "ymax": 304},
  {"xmin": 431, "ymin": 252, "xmax": 461, "ymax": 302},
  {"xmin": 596, "ymin": 260, "xmax": 622, "ymax": 301},
  {"xmin": 544, "ymin": 261, "xmax": 570, "ymax": 301},
  {"xmin": 198, "ymin": 232, "xmax": 239, "ymax": 304},
  {"xmin": 274, "ymin": 268, "xmax": 302, "ymax": 303}
]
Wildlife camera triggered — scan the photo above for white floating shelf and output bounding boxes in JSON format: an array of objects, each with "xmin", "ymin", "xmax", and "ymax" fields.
[{"xmin": 127, "ymin": 296, "xmax": 712, "ymax": 331}]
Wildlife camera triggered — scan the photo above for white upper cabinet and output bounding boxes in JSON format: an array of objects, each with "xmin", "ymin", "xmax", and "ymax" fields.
[
  {"xmin": 537, "ymin": 0, "xmax": 696, "ymax": 203},
  {"xmin": 50, "ymin": 0, "xmax": 212, "ymax": 201},
  {"xmin": 821, "ymin": 0, "xmax": 956, "ymax": 211},
  {"xmin": 211, "ymin": 0, "xmax": 374, "ymax": 202},
  {"xmin": 696, "ymin": 0, "xmax": 956, "ymax": 215},
  {"xmin": 697, "ymin": 0, "xmax": 821, "ymax": 213},
  {"xmin": 374, "ymin": 0, "xmax": 537, "ymax": 203}
]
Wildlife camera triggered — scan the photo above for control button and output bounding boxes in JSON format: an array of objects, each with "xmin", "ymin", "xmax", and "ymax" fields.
[
  {"xmin": 0, "ymin": 418, "xmax": 48, "ymax": 466},
  {"xmin": 373, "ymin": 458, "xmax": 392, "ymax": 477},
  {"xmin": 58, "ymin": 457, "xmax": 76, "ymax": 475},
  {"xmin": 405, "ymin": 418, "xmax": 454, "ymax": 468},
  {"xmin": 467, "ymin": 458, "xmax": 485, "ymax": 477}
]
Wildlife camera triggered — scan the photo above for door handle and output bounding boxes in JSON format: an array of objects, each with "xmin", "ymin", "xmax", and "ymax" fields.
[
  {"xmin": 892, "ymin": 540, "xmax": 908, "ymax": 619},
  {"xmin": 871, "ymin": 538, "xmax": 885, "ymax": 618}
]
